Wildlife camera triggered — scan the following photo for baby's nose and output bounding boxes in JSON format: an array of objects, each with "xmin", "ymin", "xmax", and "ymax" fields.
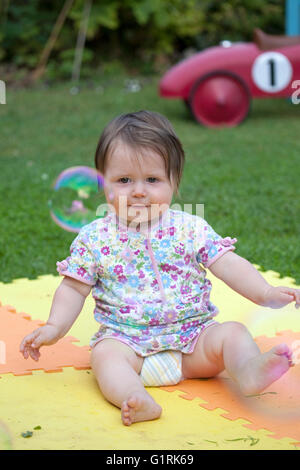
[{"xmin": 132, "ymin": 181, "xmax": 146, "ymax": 197}]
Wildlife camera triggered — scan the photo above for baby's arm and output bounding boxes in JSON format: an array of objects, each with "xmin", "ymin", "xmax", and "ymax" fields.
[
  {"xmin": 209, "ymin": 251, "xmax": 300, "ymax": 309},
  {"xmin": 20, "ymin": 276, "xmax": 91, "ymax": 361}
]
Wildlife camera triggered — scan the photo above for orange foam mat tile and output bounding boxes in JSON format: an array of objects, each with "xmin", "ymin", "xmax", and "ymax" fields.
[
  {"xmin": 162, "ymin": 330, "xmax": 300, "ymax": 446},
  {"xmin": 0, "ymin": 304, "xmax": 91, "ymax": 375}
]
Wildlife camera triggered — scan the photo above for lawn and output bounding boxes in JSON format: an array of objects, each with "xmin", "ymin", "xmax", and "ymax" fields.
[{"xmin": 0, "ymin": 74, "xmax": 299, "ymax": 284}]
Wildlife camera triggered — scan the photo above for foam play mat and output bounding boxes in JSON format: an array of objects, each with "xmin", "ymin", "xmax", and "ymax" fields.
[{"xmin": 0, "ymin": 267, "xmax": 299, "ymax": 450}]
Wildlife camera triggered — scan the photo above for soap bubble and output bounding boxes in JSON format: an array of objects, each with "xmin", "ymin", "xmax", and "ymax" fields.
[{"xmin": 49, "ymin": 166, "xmax": 107, "ymax": 232}]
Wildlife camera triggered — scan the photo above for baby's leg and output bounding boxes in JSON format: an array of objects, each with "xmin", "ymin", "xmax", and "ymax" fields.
[
  {"xmin": 91, "ymin": 339, "xmax": 162, "ymax": 425},
  {"xmin": 182, "ymin": 322, "xmax": 293, "ymax": 395}
]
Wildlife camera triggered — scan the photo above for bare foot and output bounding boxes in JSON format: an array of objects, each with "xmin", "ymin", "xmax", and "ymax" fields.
[
  {"xmin": 121, "ymin": 391, "xmax": 162, "ymax": 426},
  {"xmin": 236, "ymin": 343, "xmax": 294, "ymax": 396}
]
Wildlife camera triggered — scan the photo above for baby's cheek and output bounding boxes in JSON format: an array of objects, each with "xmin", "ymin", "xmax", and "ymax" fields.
[{"xmin": 113, "ymin": 192, "xmax": 128, "ymax": 210}]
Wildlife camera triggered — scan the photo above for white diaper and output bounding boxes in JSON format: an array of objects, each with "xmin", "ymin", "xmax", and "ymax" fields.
[{"xmin": 140, "ymin": 350, "xmax": 183, "ymax": 387}]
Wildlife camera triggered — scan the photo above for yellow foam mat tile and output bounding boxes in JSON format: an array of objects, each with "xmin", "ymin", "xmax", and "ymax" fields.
[
  {"xmin": 0, "ymin": 275, "xmax": 95, "ymax": 347},
  {"xmin": 0, "ymin": 368, "xmax": 297, "ymax": 450}
]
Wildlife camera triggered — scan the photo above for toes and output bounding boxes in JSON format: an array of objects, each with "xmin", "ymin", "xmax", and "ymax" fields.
[
  {"xmin": 122, "ymin": 416, "xmax": 132, "ymax": 426},
  {"xmin": 122, "ymin": 414, "xmax": 132, "ymax": 426},
  {"xmin": 286, "ymin": 349, "xmax": 295, "ymax": 366},
  {"xmin": 274, "ymin": 343, "xmax": 290, "ymax": 356},
  {"xmin": 273, "ymin": 343, "xmax": 294, "ymax": 367},
  {"xmin": 122, "ymin": 400, "xmax": 130, "ymax": 413},
  {"xmin": 127, "ymin": 395, "xmax": 138, "ymax": 409},
  {"xmin": 121, "ymin": 401, "xmax": 132, "ymax": 426},
  {"xmin": 285, "ymin": 349, "xmax": 293, "ymax": 360}
]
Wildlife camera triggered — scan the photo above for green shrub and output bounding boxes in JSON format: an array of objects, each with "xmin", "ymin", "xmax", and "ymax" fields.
[{"xmin": 0, "ymin": 0, "xmax": 285, "ymax": 79}]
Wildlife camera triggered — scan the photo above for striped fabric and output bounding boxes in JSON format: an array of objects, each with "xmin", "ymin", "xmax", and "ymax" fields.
[{"xmin": 140, "ymin": 350, "xmax": 183, "ymax": 387}]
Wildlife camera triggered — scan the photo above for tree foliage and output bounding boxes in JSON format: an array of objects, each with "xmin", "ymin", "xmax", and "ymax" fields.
[{"xmin": 0, "ymin": 0, "xmax": 285, "ymax": 78}]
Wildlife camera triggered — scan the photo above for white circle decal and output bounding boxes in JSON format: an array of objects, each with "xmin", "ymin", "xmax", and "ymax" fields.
[{"xmin": 251, "ymin": 52, "xmax": 293, "ymax": 93}]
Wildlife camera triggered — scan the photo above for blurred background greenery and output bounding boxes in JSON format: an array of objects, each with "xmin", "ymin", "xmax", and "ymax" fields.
[
  {"xmin": 0, "ymin": 0, "xmax": 299, "ymax": 286},
  {"xmin": 0, "ymin": 0, "xmax": 285, "ymax": 83}
]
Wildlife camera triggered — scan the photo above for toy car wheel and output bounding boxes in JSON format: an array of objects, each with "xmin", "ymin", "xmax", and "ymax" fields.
[{"xmin": 188, "ymin": 72, "xmax": 251, "ymax": 127}]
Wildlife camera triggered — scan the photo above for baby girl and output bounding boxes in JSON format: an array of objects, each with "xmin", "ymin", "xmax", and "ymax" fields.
[{"xmin": 20, "ymin": 110, "xmax": 300, "ymax": 426}]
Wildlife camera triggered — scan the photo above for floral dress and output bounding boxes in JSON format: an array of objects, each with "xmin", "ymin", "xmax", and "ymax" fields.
[{"xmin": 56, "ymin": 209, "xmax": 237, "ymax": 357}]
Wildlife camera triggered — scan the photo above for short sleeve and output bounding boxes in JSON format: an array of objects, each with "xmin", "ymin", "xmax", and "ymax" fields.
[
  {"xmin": 195, "ymin": 219, "xmax": 237, "ymax": 269},
  {"xmin": 56, "ymin": 227, "xmax": 98, "ymax": 286}
]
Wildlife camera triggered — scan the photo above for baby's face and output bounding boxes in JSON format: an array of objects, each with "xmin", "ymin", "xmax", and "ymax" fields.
[{"xmin": 103, "ymin": 140, "xmax": 174, "ymax": 228}]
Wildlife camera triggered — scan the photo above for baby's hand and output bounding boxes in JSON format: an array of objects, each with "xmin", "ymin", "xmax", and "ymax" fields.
[
  {"xmin": 19, "ymin": 324, "xmax": 61, "ymax": 361},
  {"xmin": 262, "ymin": 286, "xmax": 300, "ymax": 309}
]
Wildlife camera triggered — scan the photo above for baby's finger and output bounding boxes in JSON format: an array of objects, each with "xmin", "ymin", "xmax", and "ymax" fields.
[
  {"xmin": 20, "ymin": 340, "xmax": 32, "ymax": 358},
  {"xmin": 278, "ymin": 292, "xmax": 294, "ymax": 305},
  {"xmin": 22, "ymin": 345, "xmax": 29, "ymax": 359},
  {"xmin": 22, "ymin": 342, "xmax": 31, "ymax": 358},
  {"xmin": 293, "ymin": 290, "xmax": 300, "ymax": 308},
  {"xmin": 22, "ymin": 342, "xmax": 41, "ymax": 361},
  {"xmin": 20, "ymin": 336, "xmax": 31, "ymax": 353},
  {"xmin": 29, "ymin": 347, "xmax": 40, "ymax": 362},
  {"xmin": 283, "ymin": 289, "xmax": 300, "ymax": 308},
  {"xmin": 20, "ymin": 331, "xmax": 41, "ymax": 359},
  {"xmin": 22, "ymin": 344, "xmax": 38, "ymax": 361},
  {"xmin": 20, "ymin": 330, "xmax": 40, "ymax": 352}
]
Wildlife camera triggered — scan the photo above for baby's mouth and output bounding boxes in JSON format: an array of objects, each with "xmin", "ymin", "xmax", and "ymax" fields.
[{"xmin": 128, "ymin": 205, "xmax": 150, "ymax": 213}]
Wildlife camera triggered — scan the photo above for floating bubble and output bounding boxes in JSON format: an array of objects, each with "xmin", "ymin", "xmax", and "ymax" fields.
[{"xmin": 49, "ymin": 166, "xmax": 107, "ymax": 233}]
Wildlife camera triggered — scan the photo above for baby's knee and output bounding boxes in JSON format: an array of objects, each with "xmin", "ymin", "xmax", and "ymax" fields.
[
  {"xmin": 91, "ymin": 339, "xmax": 113, "ymax": 362},
  {"xmin": 91, "ymin": 339, "xmax": 143, "ymax": 373},
  {"xmin": 221, "ymin": 321, "xmax": 249, "ymax": 336}
]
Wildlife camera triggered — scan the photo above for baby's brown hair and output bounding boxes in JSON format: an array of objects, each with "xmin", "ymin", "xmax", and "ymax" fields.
[{"xmin": 94, "ymin": 110, "xmax": 185, "ymax": 195}]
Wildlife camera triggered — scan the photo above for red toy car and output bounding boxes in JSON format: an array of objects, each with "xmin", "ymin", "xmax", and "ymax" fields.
[{"xmin": 159, "ymin": 29, "xmax": 300, "ymax": 127}]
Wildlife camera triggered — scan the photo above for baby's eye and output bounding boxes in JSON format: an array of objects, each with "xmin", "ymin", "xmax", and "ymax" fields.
[
  {"xmin": 118, "ymin": 177, "xmax": 130, "ymax": 184},
  {"xmin": 147, "ymin": 177, "xmax": 158, "ymax": 183}
]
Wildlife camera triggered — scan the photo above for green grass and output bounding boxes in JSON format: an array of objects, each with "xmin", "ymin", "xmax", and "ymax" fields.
[{"xmin": 0, "ymin": 75, "xmax": 299, "ymax": 284}]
